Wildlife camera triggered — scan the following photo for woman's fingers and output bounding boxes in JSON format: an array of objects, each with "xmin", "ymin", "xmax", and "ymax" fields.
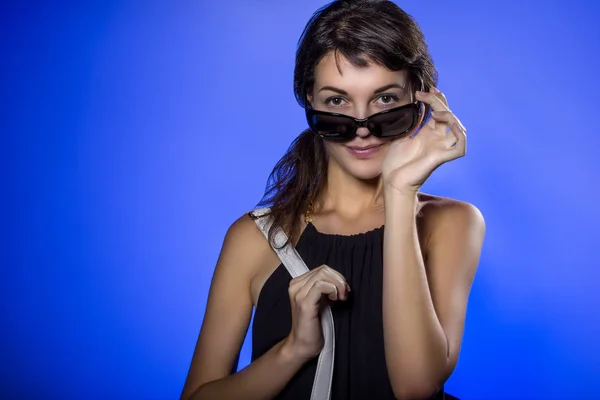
[
  {"xmin": 450, "ymin": 122, "xmax": 467, "ymax": 155},
  {"xmin": 418, "ymin": 89, "xmax": 451, "ymax": 134},
  {"xmin": 304, "ymin": 280, "xmax": 339, "ymax": 303},
  {"xmin": 432, "ymin": 110, "xmax": 466, "ymax": 131},
  {"xmin": 412, "ymin": 88, "xmax": 468, "ymax": 165},
  {"xmin": 430, "ymin": 86, "xmax": 448, "ymax": 107},
  {"xmin": 438, "ymin": 122, "xmax": 467, "ymax": 162},
  {"xmin": 416, "ymin": 89, "xmax": 449, "ymax": 113},
  {"xmin": 291, "ymin": 265, "xmax": 349, "ymax": 302},
  {"xmin": 430, "ymin": 110, "xmax": 451, "ymax": 134},
  {"xmin": 321, "ymin": 267, "xmax": 350, "ymax": 297},
  {"xmin": 430, "ymin": 110, "xmax": 467, "ymax": 137}
]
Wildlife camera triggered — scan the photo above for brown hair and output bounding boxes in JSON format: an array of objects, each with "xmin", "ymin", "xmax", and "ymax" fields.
[{"xmin": 255, "ymin": 0, "xmax": 438, "ymax": 246}]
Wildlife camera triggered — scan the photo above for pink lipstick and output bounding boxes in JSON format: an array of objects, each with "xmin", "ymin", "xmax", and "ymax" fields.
[{"xmin": 345, "ymin": 144, "xmax": 383, "ymax": 159}]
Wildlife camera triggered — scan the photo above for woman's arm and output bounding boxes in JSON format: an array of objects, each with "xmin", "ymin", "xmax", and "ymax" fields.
[
  {"xmin": 180, "ymin": 214, "xmax": 308, "ymax": 400},
  {"xmin": 186, "ymin": 338, "xmax": 306, "ymax": 400},
  {"xmin": 381, "ymin": 191, "xmax": 485, "ymax": 399}
]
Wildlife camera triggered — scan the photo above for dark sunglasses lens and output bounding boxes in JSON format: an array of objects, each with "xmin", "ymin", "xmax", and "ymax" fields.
[
  {"xmin": 308, "ymin": 112, "xmax": 355, "ymax": 140},
  {"xmin": 368, "ymin": 105, "xmax": 418, "ymax": 138}
]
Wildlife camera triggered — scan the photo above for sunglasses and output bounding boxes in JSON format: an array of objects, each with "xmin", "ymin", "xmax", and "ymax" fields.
[
  {"xmin": 305, "ymin": 102, "xmax": 421, "ymax": 142},
  {"xmin": 305, "ymin": 76, "xmax": 424, "ymax": 142}
]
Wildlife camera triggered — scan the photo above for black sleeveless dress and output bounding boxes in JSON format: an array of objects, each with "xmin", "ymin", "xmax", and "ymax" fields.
[{"xmin": 252, "ymin": 222, "xmax": 455, "ymax": 399}]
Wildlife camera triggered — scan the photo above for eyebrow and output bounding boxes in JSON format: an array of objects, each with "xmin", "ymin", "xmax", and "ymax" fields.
[{"xmin": 317, "ymin": 83, "xmax": 407, "ymax": 95}]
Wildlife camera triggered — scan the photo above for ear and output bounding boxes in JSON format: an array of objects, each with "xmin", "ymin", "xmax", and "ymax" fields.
[{"xmin": 306, "ymin": 93, "xmax": 314, "ymax": 108}]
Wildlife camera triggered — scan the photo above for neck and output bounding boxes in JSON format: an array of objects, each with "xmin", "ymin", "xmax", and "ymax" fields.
[{"xmin": 318, "ymin": 158, "xmax": 384, "ymax": 219}]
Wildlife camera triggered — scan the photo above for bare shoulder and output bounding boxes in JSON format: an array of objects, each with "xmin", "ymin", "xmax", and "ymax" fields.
[
  {"xmin": 222, "ymin": 211, "xmax": 282, "ymax": 306},
  {"xmin": 417, "ymin": 192, "xmax": 486, "ymax": 249},
  {"xmin": 221, "ymin": 211, "xmax": 274, "ymax": 270},
  {"xmin": 418, "ymin": 192, "xmax": 485, "ymax": 227}
]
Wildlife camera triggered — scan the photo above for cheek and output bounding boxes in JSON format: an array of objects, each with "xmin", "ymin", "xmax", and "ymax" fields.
[{"xmin": 323, "ymin": 141, "xmax": 345, "ymax": 159}]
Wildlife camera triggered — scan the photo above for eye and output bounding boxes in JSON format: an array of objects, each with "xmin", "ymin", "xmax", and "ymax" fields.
[
  {"xmin": 325, "ymin": 97, "xmax": 347, "ymax": 107},
  {"xmin": 376, "ymin": 94, "xmax": 400, "ymax": 105}
]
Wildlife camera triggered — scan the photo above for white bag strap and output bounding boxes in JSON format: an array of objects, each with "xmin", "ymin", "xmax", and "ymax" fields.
[{"xmin": 250, "ymin": 207, "xmax": 335, "ymax": 400}]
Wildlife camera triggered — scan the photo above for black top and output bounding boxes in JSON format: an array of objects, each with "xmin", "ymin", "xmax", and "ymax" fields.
[{"xmin": 252, "ymin": 222, "xmax": 452, "ymax": 399}]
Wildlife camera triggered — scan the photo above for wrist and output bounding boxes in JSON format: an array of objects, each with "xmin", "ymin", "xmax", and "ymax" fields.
[
  {"xmin": 279, "ymin": 335, "xmax": 314, "ymax": 365},
  {"xmin": 384, "ymin": 184, "xmax": 418, "ymax": 203},
  {"xmin": 383, "ymin": 180, "xmax": 418, "ymax": 197},
  {"xmin": 384, "ymin": 186, "xmax": 419, "ymax": 219}
]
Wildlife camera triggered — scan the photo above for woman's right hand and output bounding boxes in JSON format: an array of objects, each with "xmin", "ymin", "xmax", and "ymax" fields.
[{"xmin": 284, "ymin": 265, "xmax": 350, "ymax": 361}]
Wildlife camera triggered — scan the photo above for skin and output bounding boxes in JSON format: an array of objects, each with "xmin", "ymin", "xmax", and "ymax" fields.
[{"xmin": 180, "ymin": 51, "xmax": 485, "ymax": 400}]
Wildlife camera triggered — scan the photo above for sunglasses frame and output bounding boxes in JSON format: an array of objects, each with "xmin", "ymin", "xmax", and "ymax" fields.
[
  {"xmin": 305, "ymin": 75, "xmax": 425, "ymax": 142},
  {"xmin": 305, "ymin": 102, "xmax": 422, "ymax": 142}
]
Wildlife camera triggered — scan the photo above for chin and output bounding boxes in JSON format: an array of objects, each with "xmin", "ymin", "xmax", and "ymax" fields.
[
  {"xmin": 346, "ymin": 162, "xmax": 384, "ymax": 180},
  {"xmin": 327, "ymin": 142, "xmax": 390, "ymax": 180},
  {"xmin": 333, "ymin": 150, "xmax": 387, "ymax": 180}
]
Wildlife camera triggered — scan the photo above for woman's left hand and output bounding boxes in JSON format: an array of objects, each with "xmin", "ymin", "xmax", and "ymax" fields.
[{"xmin": 381, "ymin": 87, "xmax": 467, "ymax": 196}]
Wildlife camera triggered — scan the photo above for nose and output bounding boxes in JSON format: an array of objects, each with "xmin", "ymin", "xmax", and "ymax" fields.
[
  {"xmin": 352, "ymin": 106, "xmax": 372, "ymax": 138},
  {"xmin": 355, "ymin": 119, "xmax": 371, "ymax": 138}
]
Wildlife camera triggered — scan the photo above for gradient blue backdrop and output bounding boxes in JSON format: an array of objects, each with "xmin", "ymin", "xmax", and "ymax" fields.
[{"xmin": 3, "ymin": 1, "xmax": 600, "ymax": 399}]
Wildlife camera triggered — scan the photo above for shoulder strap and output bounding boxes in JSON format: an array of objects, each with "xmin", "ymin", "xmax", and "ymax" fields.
[{"xmin": 250, "ymin": 207, "xmax": 335, "ymax": 400}]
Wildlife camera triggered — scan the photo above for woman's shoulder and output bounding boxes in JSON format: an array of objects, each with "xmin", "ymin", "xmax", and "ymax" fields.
[
  {"xmin": 417, "ymin": 192, "xmax": 485, "ymax": 231},
  {"xmin": 224, "ymin": 210, "xmax": 285, "ymax": 306},
  {"xmin": 415, "ymin": 193, "xmax": 486, "ymax": 279},
  {"xmin": 218, "ymin": 210, "xmax": 279, "ymax": 276},
  {"xmin": 224, "ymin": 210, "xmax": 273, "ymax": 253}
]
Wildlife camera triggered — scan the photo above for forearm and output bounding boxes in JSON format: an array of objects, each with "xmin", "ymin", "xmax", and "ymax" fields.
[
  {"xmin": 382, "ymin": 189, "xmax": 448, "ymax": 395},
  {"xmin": 187, "ymin": 338, "xmax": 307, "ymax": 400}
]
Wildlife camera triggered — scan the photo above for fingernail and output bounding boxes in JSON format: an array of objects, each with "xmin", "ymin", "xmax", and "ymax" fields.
[{"xmin": 430, "ymin": 86, "xmax": 439, "ymax": 93}]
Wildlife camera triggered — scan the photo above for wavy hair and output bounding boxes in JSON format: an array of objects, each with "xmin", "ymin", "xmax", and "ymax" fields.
[{"xmin": 254, "ymin": 0, "xmax": 438, "ymax": 246}]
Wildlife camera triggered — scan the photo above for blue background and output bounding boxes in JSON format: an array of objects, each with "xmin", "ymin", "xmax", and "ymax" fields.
[{"xmin": 3, "ymin": 1, "xmax": 599, "ymax": 399}]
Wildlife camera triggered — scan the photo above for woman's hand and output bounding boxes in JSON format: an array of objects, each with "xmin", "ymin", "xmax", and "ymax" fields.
[
  {"xmin": 284, "ymin": 265, "xmax": 350, "ymax": 361},
  {"xmin": 381, "ymin": 87, "xmax": 467, "ymax": 196}
]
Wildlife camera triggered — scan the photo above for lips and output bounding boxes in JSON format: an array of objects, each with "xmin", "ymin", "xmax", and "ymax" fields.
[
  {"xmin": 346, "ymin": 144, "xmax": 382, "ymax": 151},
  {"xmin": 344, "ymin": 143, "xmax": 384, "ymax": 159}
]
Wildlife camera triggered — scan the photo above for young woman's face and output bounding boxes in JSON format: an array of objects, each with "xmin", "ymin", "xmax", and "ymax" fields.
[{"xmin": 307, "ymin": 51, "xmax": 416, "ymax": 181}]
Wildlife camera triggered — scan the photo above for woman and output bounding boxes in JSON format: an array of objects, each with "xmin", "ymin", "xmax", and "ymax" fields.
[{"xmin": 181, "ymin": 0, "xmax": 485, "ymax": 399}]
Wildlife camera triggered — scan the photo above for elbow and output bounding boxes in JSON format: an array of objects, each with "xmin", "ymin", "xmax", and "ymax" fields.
[
  {"xmin": 393, "ymin": 385, "xmax": 442, "ymax": 400},
  {"xmin": 391, "ymin": 372, "xmax": 446, "ymax": 400},
  {"xmin": 179, "ymin": 391, "xmax": 192, "ymax": 400},
  {"xmin": 179, "ymin": 388, "xmax": 188, "ymax": 400},
  {"xmin": 391, "ymin": 356, "xmax": 453, "ymax": 399},
  {"xmin": 180, "ymin": 384, "xmax": 204, "ymax": 400}
]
